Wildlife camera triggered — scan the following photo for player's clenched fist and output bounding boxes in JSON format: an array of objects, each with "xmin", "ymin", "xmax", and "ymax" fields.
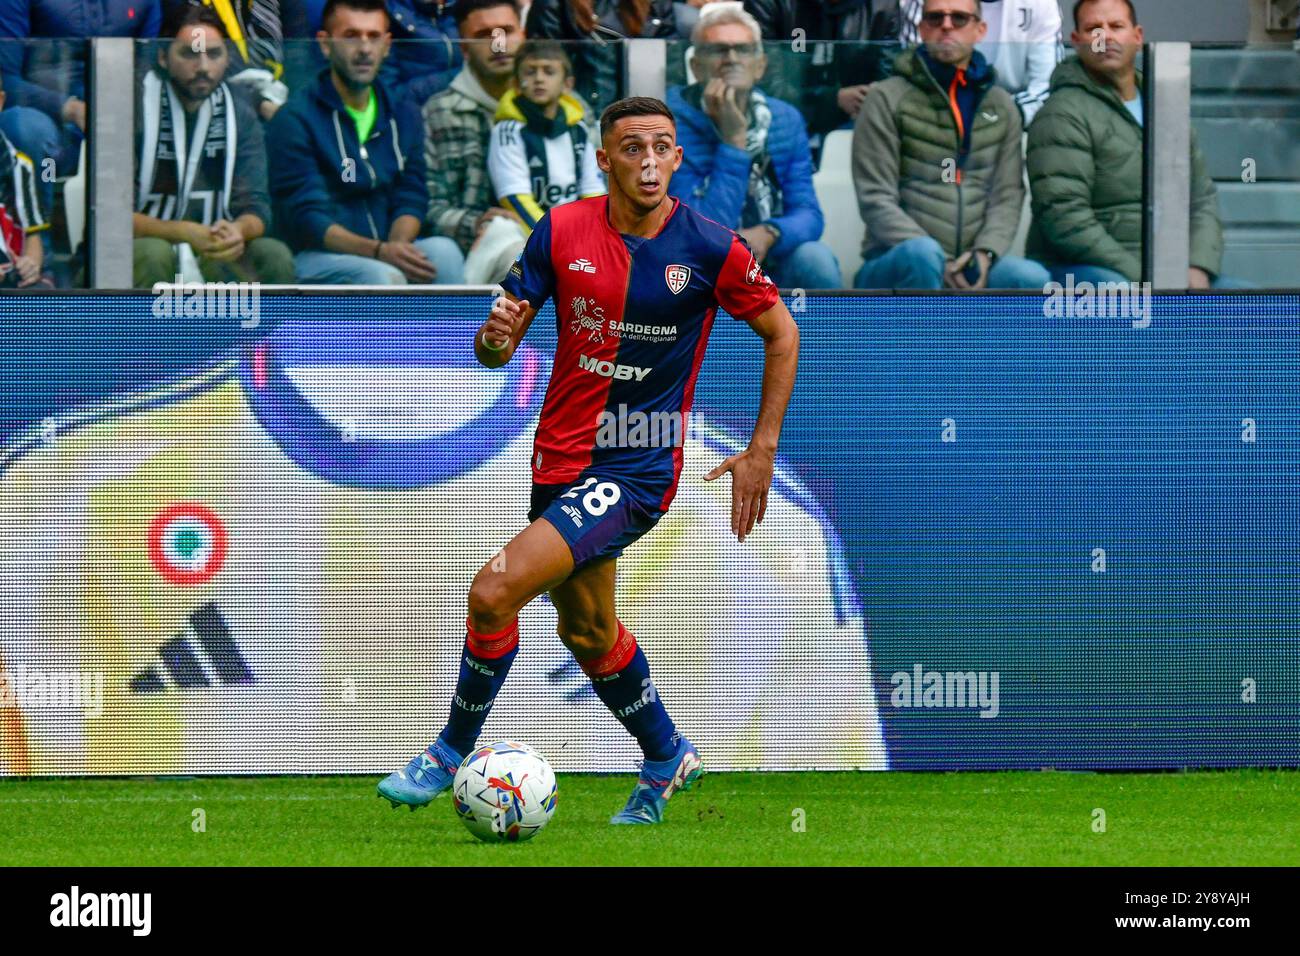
[{"xmin": 481, "ymin": 296, "xmax": 530, "ymax": 353}]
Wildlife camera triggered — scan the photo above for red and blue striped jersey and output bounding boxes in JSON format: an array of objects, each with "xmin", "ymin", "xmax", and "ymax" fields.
[{"xmin": 501, "ymin": 195, "xmax": 780, "ymax": 512}]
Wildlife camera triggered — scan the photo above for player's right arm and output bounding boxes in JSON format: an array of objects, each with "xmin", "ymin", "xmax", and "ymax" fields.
[
  {"xmin": 476, "ymin": 293, "xmax": 538, "ymax": 369},
  {"xmin": 476, "ymin": 207, "xmax": 558, "ymax": 368}
]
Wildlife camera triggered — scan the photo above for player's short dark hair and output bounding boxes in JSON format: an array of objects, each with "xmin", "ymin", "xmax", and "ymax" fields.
[
  {"xmin": 514, "ymin": 39, "xmax": 572, "ymax": 79},
  {"xmin": 454, "ymin": 0, "xmax": 520, "ymax": 28},
  {"xmin": 160, "ymin": 2, "xmax": 228, "ymax": 43},
  {"xmin": 321, "ymin": 0, "xmax": 391, "ymax": 32},
  {"xmin": 599, "ymin": 96, "xmax": 676, "ymax": 141},
  {"xmin": 1072, "ymin": 0, "xmax": 1139, "ymax": 28}
]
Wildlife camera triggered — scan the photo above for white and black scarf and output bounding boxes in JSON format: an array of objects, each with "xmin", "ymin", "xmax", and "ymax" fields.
[{"xmin": 137, "ymin": 70, "xmax": 237, "ymax": 225}]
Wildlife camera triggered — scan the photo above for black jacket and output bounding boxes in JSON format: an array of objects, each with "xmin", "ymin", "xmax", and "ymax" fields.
[
  {"xmin": 525, "ymin": 0, "xmax": 676, "ymax": 116},
  {"xmin": 744, "ymin": 0, "xmax": 902, "ymax": 138}
]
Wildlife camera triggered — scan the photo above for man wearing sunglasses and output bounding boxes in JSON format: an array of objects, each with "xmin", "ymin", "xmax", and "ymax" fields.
[
  {"xmin": 902, "ymin": 0, "xmax": 1063, "ymax": 124},
  {"xmin": 851, "ymin": 0, "xmax": 1050, "ymax": 289}
]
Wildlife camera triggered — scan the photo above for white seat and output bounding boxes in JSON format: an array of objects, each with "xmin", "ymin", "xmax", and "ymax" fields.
[
  {"xmin": 812, "ymin": 128, "xmax": 864, "ymax": 287},
  {"xmin": 63, "ymin": 139, "xmax": 87, "ymax": 255}
]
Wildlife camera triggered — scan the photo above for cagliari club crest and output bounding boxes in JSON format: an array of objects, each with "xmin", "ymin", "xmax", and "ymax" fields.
[{"xmin": 665, "ymin": 264, "xmax": 691, "ymax": 295}]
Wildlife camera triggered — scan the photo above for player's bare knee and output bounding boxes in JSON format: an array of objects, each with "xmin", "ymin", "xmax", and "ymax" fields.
[{"xmin": 466, "ymin": 571, "xmax": 519, "ymax": 632}]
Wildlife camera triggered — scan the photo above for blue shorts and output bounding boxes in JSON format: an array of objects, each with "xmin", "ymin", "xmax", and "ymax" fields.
[{"xmin": 528, "ymin": 475, "xmax": 663, "ymax": 569}]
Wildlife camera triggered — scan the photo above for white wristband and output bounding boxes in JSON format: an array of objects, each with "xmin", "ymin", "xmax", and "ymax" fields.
[{"xmin": 481, "ymin": 331, "xmax": 508, "ymax": 352}]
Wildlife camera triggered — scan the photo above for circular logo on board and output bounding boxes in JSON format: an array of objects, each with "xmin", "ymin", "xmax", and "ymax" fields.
[{"xmin": 148, "ymin": 503, "xmax": 228, "ymax": 586}]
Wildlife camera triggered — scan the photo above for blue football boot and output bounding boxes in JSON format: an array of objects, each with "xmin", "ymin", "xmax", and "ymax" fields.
[
  {"xmin": 610, "ymin": 737, "xmax": 703, "ymax": 825},
  {"xmin": 377, "ymin": 738, "xmax": 463, "ymax": 811}
]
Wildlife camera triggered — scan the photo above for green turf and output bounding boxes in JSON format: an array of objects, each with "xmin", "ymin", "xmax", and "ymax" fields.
[{"xmin": 0, "ymin": 770, "xmax": 1296, "ymax": 866}]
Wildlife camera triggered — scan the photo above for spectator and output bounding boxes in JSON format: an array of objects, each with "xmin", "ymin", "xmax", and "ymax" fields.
[
  {"xmin": 467, "ymin": 38, "xmax": 603, "ymax": 282},
  {"xmin": 423, "ymin": 0, "xmax": 525, "ymax": 255},
  {"xmin": 901, "ymin": 0, "xmax": 1062, "ymax": 124},
  {"xmin": 0, "ymin": 0, "xmax": 161, "ymax": 213},
  {"xmin": 674, "ymin": 0, "xmax": 706, "ymax": 39},
  {"xmin": 162, "ymin": 0, "xmax": 311, "ymax": 121},
  {"xmin": 0, "ymin": 75, "xmax": 48, "ymax": 288},
  {"xmin": 1027, "ymin": 0, "xmax": 1242, "ymax": 288},
  {"xmin": 852, "ymin": 0, "xmax": 1049, "ymax": 289},
  {"xmin": 668, "ymin": 5, "xmax": 840, "ymax": 288},
  {"xmin": 133, "ymin": 4, "xmax": 295, "ymax": 287},
  {"xmin": 488, "ymin": 40, "xmax": 604, "ymax": 231},
  {"xmin": 380, "ymin": 0, "xmax": 463, "ymax": 110},
  {"xmin": 525, "ymin": 0, "xmax": 675, "ymax": 116},
  {"xmin": 745, "ymin": 0, "xmax": 902, "ymax": 142},
  {"xmin": 267, "ymin": 0, "xmax": 465, "ymax": 284}
]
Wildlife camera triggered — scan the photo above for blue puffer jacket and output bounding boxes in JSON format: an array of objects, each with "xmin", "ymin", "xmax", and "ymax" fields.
[
  {"xmin": 666, "ymin": 83, "xmax": 824, "ymax": 260},
  {"xmin": 378, "ymin": 0, "xmax": 461, "ymax": 111},
  {"xmin": 0, "ymin": 0, "xmax": 161, "ymax": 119},
  {"xmin": 266, "ymin": 68, "xmax": 428, "ymax": 252}
]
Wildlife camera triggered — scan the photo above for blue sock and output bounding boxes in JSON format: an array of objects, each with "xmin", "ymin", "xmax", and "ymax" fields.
[
  {"xmin": 439, "ymin": 617, "xmax": 519, "ymax": 757},
  {"xmin": 582, "ymin": 621, "xmax": 678, "ymax": 762}
]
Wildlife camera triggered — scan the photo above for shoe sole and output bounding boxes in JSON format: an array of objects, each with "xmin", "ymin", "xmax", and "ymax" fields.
[{"xmin": 376, "ymin": 783, "xmax": 446, "ymax": 812}]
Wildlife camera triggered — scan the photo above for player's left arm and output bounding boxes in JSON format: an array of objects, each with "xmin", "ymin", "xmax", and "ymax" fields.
[{"xmin": 704, "ymin": 297, "xmax": 800, "ymax": 542}]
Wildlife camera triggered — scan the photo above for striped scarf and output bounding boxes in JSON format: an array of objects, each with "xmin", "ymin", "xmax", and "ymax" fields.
[{"xmin": 137, "ymin": 70, "xmax": 238, "ymax": 225}]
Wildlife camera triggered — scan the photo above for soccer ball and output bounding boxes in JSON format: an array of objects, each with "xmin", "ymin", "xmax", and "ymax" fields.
[{"xmin": 452, "ymin": 740, "xmax": 558, "ymax": 842}]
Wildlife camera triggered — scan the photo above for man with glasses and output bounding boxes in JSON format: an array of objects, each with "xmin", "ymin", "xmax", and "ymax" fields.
[
  {"xmin": 902, "ymin": 0, "xmax": 1062, "ymax": 124},
  {"xmin": 852, "ymin": 0, "xmax": 1049, "ymax": 289},
  {"xmin": 1027, "ymin": 0, "xmax": 1243, "ymax": 288},
  {"xmin": 668, "ymin": 5, "xmax": 841, "ymax": 288},
  {"xmin": 266, "ymin": 0, "xmax": 465, "ymax": 284}
]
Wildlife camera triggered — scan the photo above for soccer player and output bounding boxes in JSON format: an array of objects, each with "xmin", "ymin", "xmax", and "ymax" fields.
[{"xmin": 378, "ymin": 94, "xmax": 801, "ymax": 824}]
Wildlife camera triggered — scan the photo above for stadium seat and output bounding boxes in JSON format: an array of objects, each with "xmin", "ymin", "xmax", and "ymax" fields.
[
  {"xmin": 811, "ymin": 128, "xmax": 864, "ymax": 287},
  {"xmin": 1191, "ymin": 47, "xmax": 1300, "ymax": 287},
  {"xmin": 63, "ymin": 140, "xmax": 87, "ymax": 256}
]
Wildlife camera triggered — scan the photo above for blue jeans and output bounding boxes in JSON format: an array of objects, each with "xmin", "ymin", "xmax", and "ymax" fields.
[
  {"xmin": 0, "ymin": 106, "xmax": 80, "ymax": 218},
  {"xmin": 765, "ymin": 240, "xmax": 842, "ymax": 289},
  {"xmin": 294, "ymin": 236, "xmax": 465, "ymax": 284},
  {"xmin": 1049, "ymin": 264, "xmax": 1254, "ymax": 289},
  {"xmin": 854, "ymin": 236, "xmax": 1051, "ymax": 290}
]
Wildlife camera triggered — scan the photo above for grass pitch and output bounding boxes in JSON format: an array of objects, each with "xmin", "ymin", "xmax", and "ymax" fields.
[{"xmin": 0, "ymin": 770, "xmax": 1295, "ymax": 867}]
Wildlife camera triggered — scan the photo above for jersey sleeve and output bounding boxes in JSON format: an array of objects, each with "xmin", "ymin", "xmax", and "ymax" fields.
[
  {"xmin": 714, "ymin": 234, "xmax": 781, "ymax": 321},
  {"xmin": 500, "ymin": 209, "xmax": 556, "ymax": 307}
]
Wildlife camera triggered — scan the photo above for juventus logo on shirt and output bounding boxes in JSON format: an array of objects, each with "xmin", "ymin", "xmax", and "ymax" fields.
[{"xmin": 1019, "ymin": 6, "xmax": 1032, "ymax": 29}]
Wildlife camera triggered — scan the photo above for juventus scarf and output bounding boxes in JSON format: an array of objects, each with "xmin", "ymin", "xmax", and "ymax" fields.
[{"xmin": 137, "ymin": 70, "xmax": 237, "ymax": 225}]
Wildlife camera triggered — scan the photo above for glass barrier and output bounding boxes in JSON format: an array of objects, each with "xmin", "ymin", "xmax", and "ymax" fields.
[
  {"xmin": 0, "ymin": 39, "xmax": 91, "ymax": 289},
  {"xmin": 27, "ymin": 34, "xmax": 1296, "ymax": 291},
  {"xmin": 1189, "ymin": 43, "xmax": 1300, "ymax": 289},
  {"xmin": 666, "ymin": 38, "xmax": 1095, "ymax": 291},
  {"xmin": 128, "ymin": 37, "xmax": 609, "ymax": 291}
]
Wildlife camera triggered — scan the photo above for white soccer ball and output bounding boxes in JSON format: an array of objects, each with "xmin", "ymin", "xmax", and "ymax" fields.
[{"xmin": 452, "ymin": 740, "xmax": 558, "ymax": 842}]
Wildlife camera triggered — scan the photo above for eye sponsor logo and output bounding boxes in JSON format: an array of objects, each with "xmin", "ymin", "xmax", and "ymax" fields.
[{"xmin": 148, "ymin": 503, "xmax": 227, "ymax": 586}]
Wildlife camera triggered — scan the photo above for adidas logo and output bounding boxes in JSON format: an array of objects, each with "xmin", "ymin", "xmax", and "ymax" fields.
[
  {"xmin": 528, "ymin": 156, "xmax": 544, "ymax": 168},
  {"xmin": 131, "ymin": 602, "xmax": 251, "ymax": 692}
]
